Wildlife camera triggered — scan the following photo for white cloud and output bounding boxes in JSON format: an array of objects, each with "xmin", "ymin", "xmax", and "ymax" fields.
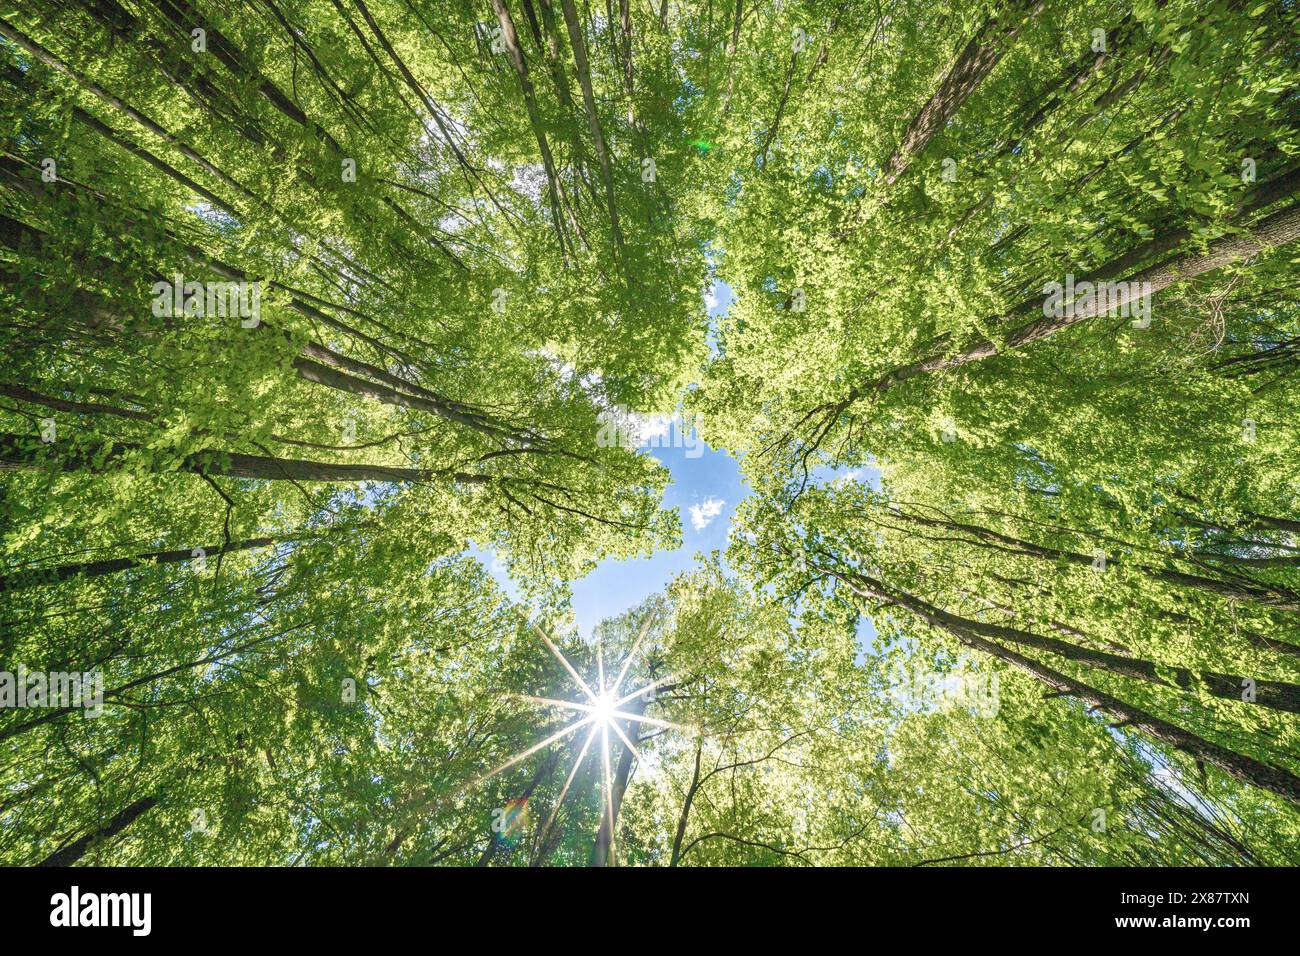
[
  {"xmin": 704, "ymin": 284, "xmax": 719, "ymax": 310},
  {"xmin": 688, "ymin": 496, "xmax": 726, "ymax": 531}
]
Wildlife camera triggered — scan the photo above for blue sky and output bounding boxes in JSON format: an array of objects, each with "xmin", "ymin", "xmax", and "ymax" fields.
[
  {"xmin": 475, "ymin": 280, "xmax": 878, "ymax": 649},
  {"xmin": 563, "ymin": 282, "xmax": 749, "ymax": 635},
  {"xmin": 473, "ymin": 282, "xmax": 745, "ymax": 636},
  {"xmin": 567, "ymin": 443, "xmax": 747, "ymax": 637}
]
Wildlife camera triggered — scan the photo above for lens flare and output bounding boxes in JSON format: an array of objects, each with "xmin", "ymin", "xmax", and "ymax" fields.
[{"xmin": 467, "ymin": 613, "xmax": 693, "ymax": 864}]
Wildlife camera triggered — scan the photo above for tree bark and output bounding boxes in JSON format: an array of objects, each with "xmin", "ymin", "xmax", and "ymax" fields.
[
  {"xmin": 0, "ymin": 431, "xmax": 487, "ymax": 485},
  {"xmin": 668, "ymin": 738, "xmax": 704, "ymax": 866},
  {"xmin": 38, "ymin": 796, "xmax": 159, "ymax": 866},
  {"xmin": 826, "ymin": 563, "xmax": 1300, "ymax": 805},
  {"xmin": 881, "ymin": 0, "xmax": 1043, "ymax": 186},
  {"xmin": 885, "ymin": 506, "xmax": 1300, "ymax": 613},
  {"xmin": 491, "ymin": 0, "xmax": 571, "ymax": 254},
  {"xmin": 0, "ymin": 537, "xmax": 274, "ymax": 591},
  {"xmin": 558, "ymin": 0, "xmax": 624, "ymax": 248},
  {"xmin": 840, "ymin": 201, "xmax": 1300, "ymax": 404}
]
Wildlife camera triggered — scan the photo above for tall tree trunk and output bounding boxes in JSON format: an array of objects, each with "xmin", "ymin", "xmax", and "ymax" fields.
[
  {"xmin": 558, "ymin": 0, "xmax": 624, "ymax": 249},
  {"xmin": 491, "ymin": 0, "xmax": 571, "ymax": 255},
  {"xmin": 477, "ymin": 748, "xmax": 559, "ymax": 866},
  {"xmin": 0, "ymin": 431, "xmax": 487, "ymax": 485},
  {"xmin": 668, "ymin": 738, "xmax": 704, "ymax": 866},
  {"xmin": 827, "ymin": 201, "xmax": 1300, "ymax": 410},
  {"xmin": 887, "ymin": 506, "xmax": 1300, "ymax": 613},
  {"xmin": 0, "ymin": 537, "xmax": 275, "ymax": 591},
  {"xmin": 826, "ymin": 561, "xmax": 1300, "ymax": 805},
  {"xmin": 38, "ymin": 796, "xmax": 159, "ymax": 866},
  {"xmin": 722, "ymin": 1, "xmax": 743, "ymax": 114},
  {"xmin": 589, "ymin": 694, "xmax": 647, "ymax": 865},
  {"xmin": 881, "ymin": 0, "xmax": 1043, "ymax": 186}
]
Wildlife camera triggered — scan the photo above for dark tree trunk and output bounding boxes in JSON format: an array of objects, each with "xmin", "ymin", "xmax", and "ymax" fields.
[
  {"xmin": 0, "ymin": 537, "xmax": 274, "ymax": 590},
  {"xmin": 882, "ymin": 0, "xmax": 1043, "ymax": 186},
  {"xmin": 825, "ymin": 562, "xmax": 1300, "ymax": 805},
  {"xmin": 38, "ymin": 796, "xmax": 159, "ymax": 866},
  {"xmin": 0, "ymin": 431, "xmax": 489, "ymax": 485}
]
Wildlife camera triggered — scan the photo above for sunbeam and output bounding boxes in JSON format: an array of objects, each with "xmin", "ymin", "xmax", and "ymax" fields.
[{"xmin": 475, "ymin": 615, "xmax": 687, "ymax": 863}]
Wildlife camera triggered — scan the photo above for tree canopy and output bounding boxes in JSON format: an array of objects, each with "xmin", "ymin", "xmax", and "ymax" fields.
[{"xmin": 2, "ymin": 0, "xmax": 1298, "ymax": 866}]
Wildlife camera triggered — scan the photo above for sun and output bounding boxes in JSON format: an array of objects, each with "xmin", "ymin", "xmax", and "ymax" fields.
[
  {"xmin": 591, "ymin": 692, "xmax": 617, "ymax": 725},
  {"xmin": 465, "ymin": 612, "xmax": 691, "ymax": 863}
]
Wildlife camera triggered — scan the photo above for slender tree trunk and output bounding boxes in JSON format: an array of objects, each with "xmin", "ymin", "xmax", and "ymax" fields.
[
  {"xmin": 669, "ymin": 738, "xmax": 704, "ymax": 866},
  {"xmin": 0, "ymin": 431, "xmax": 487, "ymax": 485},
  {"xmin": 559, "ymin": 0, "xmax": 624, "ymax": 249},
  {"xmin": 491, "ymin": 0, "xmax": 571, "ymax": 255},
  {"xmin": 1, "ymin": 621, "xmax": 308, "ymax": 743},
  {"xmin": 722, "ymin": 1, "xmax": 743, "ymax": 114},
  {"xmin": 887, "ymin": 507, "xmax": 1300, "ymax": 612},
  {"xmin": 0, "ymin": 18, "xmax": 255, "ymax": 203},
  {"xmin": 589, "ymin": 694, "xmax": 647, "ymax": 865},
  {"xmin": 477, "ymin": 748, "xmax": 558, "ymax": 866},
  {"xmin": 533, "ymin": 0, "xmax": 577, "ymax": 111},
  {"xmin": 0, "ymin": 537, "xmax": 275, "ymax": 591},
  {"xmin": 915, "ymin": 583, "xmax": 1300, "ymax": 714},
  {"xmin": 0, "ymin": 383, "xmax": 150, "ymax": 423},
  {"xmin": 860, "ymin": 202, "xmax": 1300, "ymax": 396},
  {"xmin": 881, "ymin": 0, "xmax": 1043, "ymax": 186},
  {"xmin": 828, "ymin": 563, "xmax": 1300, "ymax": 805},
  {"xmin": 38, "ymin": 796, "xmax": 159, "ymax": 866},
  {"xmin": 0, "ymin": 162, "xmax": 520, "ymax": 445}
]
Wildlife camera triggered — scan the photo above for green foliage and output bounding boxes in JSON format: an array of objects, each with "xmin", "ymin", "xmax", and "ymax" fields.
[{"xmin": 2, "ymin": 0, "xmax": 1299, "ymax": 866}]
